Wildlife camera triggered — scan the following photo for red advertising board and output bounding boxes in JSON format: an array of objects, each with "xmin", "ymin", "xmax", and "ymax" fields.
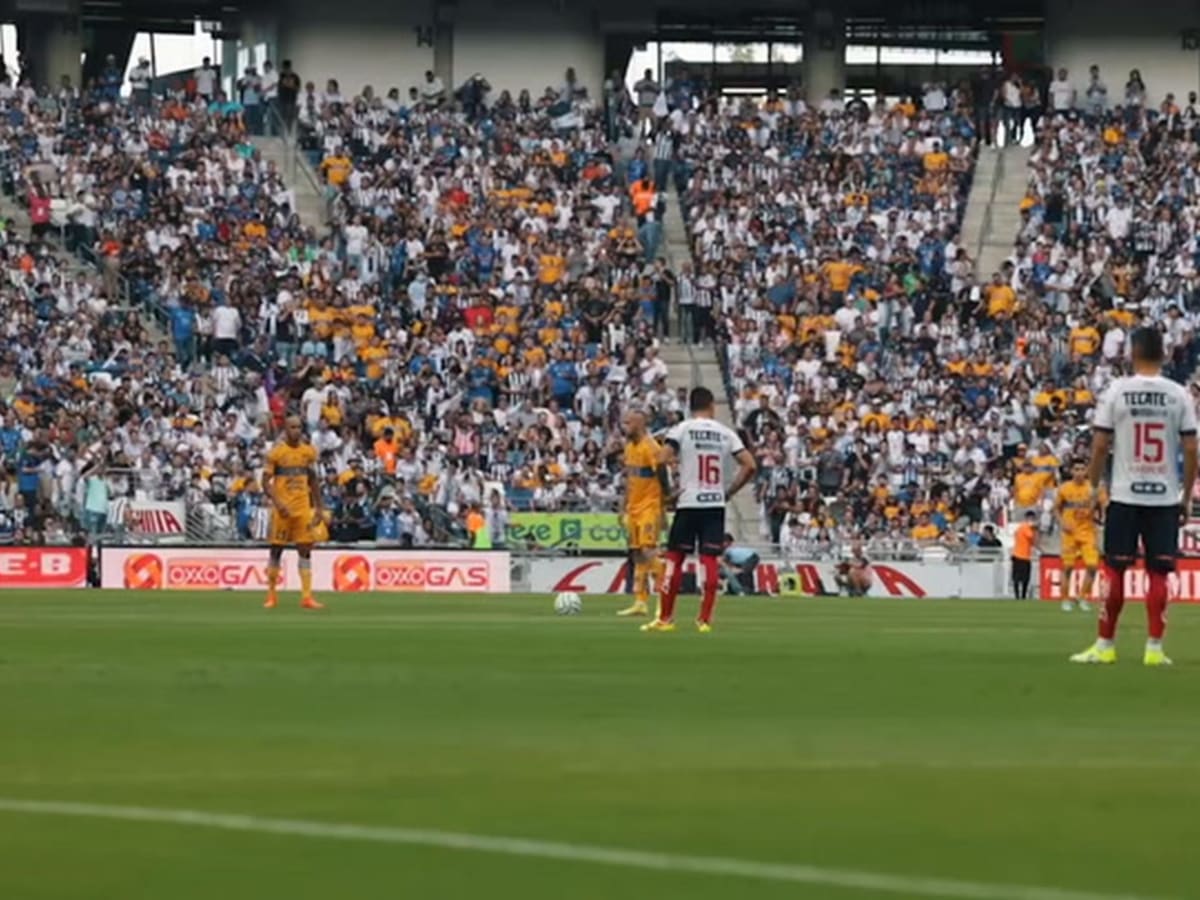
[
  {"xmin": 0, "ymin": 547, "xmax": 89, "ymax": 588},
  {"xmin": 1040, "ymin": 556, "xmax": 1200, "ymax": 603}
]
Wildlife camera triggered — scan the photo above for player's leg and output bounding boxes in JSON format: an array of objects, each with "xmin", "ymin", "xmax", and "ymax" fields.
[
  {"xmin": 1060, "ymin": 541, "xmax": 1079, "ymax": 611},
  {"xmin": 645, "ymin": 511, "xmax": 690, "ymax": 631},
  {"xmin": 297, "ymin": 543, "xmax": 323, "ymax": 609},
  {"xmin": 695, "ymin": 510, "xmax": 726, "ymax": 631},
  {"xmin": 1077, "ymin": 542, "xmax": 1099, "ymax": 613},
  {"xmin": 265, "ymin": 510, "xmax": 289, "ymax": 608},
  {"xmin": 264, "ymin": 543, "xmax": 284, "ymax": 608},
  {"xmin": 1141, "ymin": 505, "xmax": 1178, "ymax": 666},
  {"xmin": 619, "ymin": 516, "xmax": 656, "ymax": 617},
  {"xmin": 620, "ymin": 549, "xmax": 654, "ymax": 617},
  {"xmin": 1071, "ymin": 503, "xmax": 1135, "ymax": 663}
]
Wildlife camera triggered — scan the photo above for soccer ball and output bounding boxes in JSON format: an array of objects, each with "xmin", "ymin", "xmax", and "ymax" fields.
[{"xmin": 553, "ymin": 591, "xmax": 583, "ymax": 616}]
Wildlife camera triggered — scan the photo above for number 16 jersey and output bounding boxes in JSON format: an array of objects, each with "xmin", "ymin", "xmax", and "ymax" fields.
[
  {"xmin": 664, "ymin": 417, "xmax": 746, "ymax": 509},
  {"xmin": 1094, "ymin": 374, "xmax": 1197, "ymax": 507}
]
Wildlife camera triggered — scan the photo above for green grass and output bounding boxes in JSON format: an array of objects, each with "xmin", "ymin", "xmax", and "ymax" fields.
[{"xmin": 0, "ymin": 591, "xmax": 1195, "ymax": 899}]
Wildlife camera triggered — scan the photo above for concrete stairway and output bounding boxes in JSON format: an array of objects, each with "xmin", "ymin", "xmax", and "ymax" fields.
[
  {"xmin": 964, "ymin": 145, "xmax": 1034, "ymax": 278},
  {"xmin": 0, "ymin": 188, "xmax": 167, "ymax": 342},
  {"xmin": 249, "ymin": 136, "xmax": 329, "ymax": 229},
  {"xmin": 659, "ymin": 185, "xmax": 760, "ymax": 542}
]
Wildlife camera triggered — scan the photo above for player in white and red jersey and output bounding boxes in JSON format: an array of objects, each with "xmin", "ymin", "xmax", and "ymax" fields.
[
  {"xmin": 1072, "ymin": 327, "xmax": 1198, "ymax": 666},
  {"xmin": 642, "ymin": 386, "xmax": 757, "ymax": 634}
]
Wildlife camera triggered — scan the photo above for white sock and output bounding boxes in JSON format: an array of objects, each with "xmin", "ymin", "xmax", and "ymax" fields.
[
  {"xmin": 1096, "ymin": 638, "xmax": 1114, "ymax": 650},
  {"xmin": 1147, "ymin": 639, "xmax": 1163, "ymax": 651}
]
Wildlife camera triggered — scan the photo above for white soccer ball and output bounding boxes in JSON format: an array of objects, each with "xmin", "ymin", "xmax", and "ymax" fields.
[{"xmin": 553, "ymin": 591, "xmax": 583, "ymax": 616}]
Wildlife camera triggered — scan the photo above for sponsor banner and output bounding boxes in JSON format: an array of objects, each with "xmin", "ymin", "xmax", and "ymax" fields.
[
  {"xmin": 1040, "ymin": 556, "xmax": 1200, "ymax": 603},
  {"xmin": 0, "ymin": 547, "xmax": 89, "ymax": 588},
  {"xmin": 125, "ymin": 500, "xmax": 188, "ymax": 542},
  {"xmin": 506, "ymin": 512, "xmax": 660, "ymax": 553},
  {"xmin": 101, "ymin": 547, "xmax": 510, "ymax": 593},
  {"xmin": 527, "ymin": 557, "xmax": 1005, "ymax": 599},
  {"xmin": 1180, "ymin": 525, "xmax": 1200, "ymax": 556}
]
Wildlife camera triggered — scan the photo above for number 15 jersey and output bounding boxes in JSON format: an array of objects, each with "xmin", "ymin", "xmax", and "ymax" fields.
[
  {"xmin": 664, "ymin": 417, "xmax": 746, "ymax": 509},
  {"xmin": 1094, "ymin": 374, "xmax": 1197, "ymax": 507}
]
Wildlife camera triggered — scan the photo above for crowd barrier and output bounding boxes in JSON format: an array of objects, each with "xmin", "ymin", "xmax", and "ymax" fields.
[
  {"xmin": 515, "ymin": 555, "xmax": 1009, "ymax": 599},
  {"xmin": 8, "ymin": 545, "xmax": 1200, "ymax": 604}
]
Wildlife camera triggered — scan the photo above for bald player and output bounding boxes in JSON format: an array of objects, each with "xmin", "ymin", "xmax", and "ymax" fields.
[
  {"xmin": 618, "ymin": 409, "xmax": 669, "ymax": 617},
  {"xmin": 262, "ymin": 415, "xmax": 327, "ymax": 610}
]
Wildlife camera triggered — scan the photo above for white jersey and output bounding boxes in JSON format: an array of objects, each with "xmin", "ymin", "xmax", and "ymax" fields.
[
  {"xmin": 665, "ymin": 417, "xmax": 746, "ymax": 508},
  {"xmin": 1094, "ymin": 374, "xmax": 1197, "ymax": 507}
]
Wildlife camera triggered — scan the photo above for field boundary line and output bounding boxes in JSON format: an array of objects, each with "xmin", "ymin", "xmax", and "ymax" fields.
[{"xmin": 0, "ymin": 797, "xmax": 1168, "ymax": 900}]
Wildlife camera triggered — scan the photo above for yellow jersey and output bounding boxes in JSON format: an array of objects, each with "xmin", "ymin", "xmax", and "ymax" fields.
[
  {"xmin": 624, "ymin": 435, "xmax": 664, "ymax": 517},
  {"xmin": 1058, "ymin": 481, "xmax": 1097, "ymax": 534},
  {"xmin": 1013, "ymin": 472, "xmax": 1044, "ymax": 508},
  {"xmin": 265, "ymin": 441, "xmax": 318, "ymax": 514}
]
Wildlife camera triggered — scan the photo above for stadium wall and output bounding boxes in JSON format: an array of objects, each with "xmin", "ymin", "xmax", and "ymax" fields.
[
  {"xmin": 1044, "ymin": 0, "xmax": 1200, "ymax": 100},
  {"xmin": 277, "ymin": 0, "xmax": 434, "ymax": 97},
  {"xmin": 274, "ymin": 0, "xmax": 603, "ymax": 102},
  {"xmin": 452, "ymin": 3, "xmax": 604, "ymax": 99}
]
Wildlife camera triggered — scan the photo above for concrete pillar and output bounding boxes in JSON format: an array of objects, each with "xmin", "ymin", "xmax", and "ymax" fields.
[
  {"xmin": 433, "ymin": 0, "xmax": 455, "ymax": 92},
  {"xmin": 802, "ymin": 7, "xmax": 845, "ymax": 104},
  {"xmin": 20, "ymin": 11, "xmax": 82, "ymax": 90}
]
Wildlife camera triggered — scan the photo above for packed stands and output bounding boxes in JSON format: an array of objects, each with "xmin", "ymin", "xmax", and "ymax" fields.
[
  {"xmin": 671, "ymin": 84, "xmax": 1200, "ymax": 554},
  {"xmin": 0, "ymin": 62, "xmax": 1195, "ymax": 555}
]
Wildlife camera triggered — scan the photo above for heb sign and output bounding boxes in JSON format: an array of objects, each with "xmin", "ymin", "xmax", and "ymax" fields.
[
  {"xmin": 0, "ymin": 547, "xmax": 89, "ymax": 588},
  {"xmin": 528, "ymin": 557, "xmax": 1005, "ymax": 599},
  {"xmin": 100, "ymin": 547, "xmax": 510, "ymax": 593},
  {"xmin": 506, "ymin": 512, "xmax": 664, "ymax": 553},
  {"xmin": 1040, "ymin": 556, "xmax": 1200, "ymax": 603}
]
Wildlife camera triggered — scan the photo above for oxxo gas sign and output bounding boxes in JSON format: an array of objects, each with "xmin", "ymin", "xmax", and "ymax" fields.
[{"xmin": 101, "ymin": 547, "xmax": 510, "ymax": 593}]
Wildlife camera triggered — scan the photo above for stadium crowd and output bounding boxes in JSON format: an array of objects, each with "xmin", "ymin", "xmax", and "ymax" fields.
[{"xmin": 0, "ymin": 57, "xmax": 1193, "ymax": 554}]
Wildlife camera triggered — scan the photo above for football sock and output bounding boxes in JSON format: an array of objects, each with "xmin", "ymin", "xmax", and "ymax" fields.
[
  {"xmin": 1146, "ymin": 570, "xmax": 1169, "ymax": 642},
  {"xmin": 658, "ymin": 551, "xmax": 685, "ymax": 622},
  {"xmin": 266, "ymin": 565, "xmax": 280, "ymax": 591},
  {"xmin": 633, "ymin": 560, "xmax": 649, "ymax": 606},
  {"xmin": 698, "ymin": 554, "xmax": 720, "ymax": 624},
  {"xmin": 298, "ymin": 558, "xmax": 313, "ymax": 596},
  {"xmin": 1097, "ymin": 563, "xmax": 1125, "ymax": 641},
  {"xmin": 649, "ymin": 556, "xmax": 665, "ymax": 592}
]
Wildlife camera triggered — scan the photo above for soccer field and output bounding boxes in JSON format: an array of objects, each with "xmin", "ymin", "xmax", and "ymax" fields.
[{"xmin": 0, "ymin": 592, "xmax": 1194, "ymax": 900}]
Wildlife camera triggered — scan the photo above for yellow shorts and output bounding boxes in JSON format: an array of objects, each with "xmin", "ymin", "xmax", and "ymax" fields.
[
  {"xmin": 269, "ymin": 508, "xmax": 325, "ymax": 546},
  {"xmin": 626, "ymin": 511, "xmax": 661, "ymax": 551},
  {"xmin": 1061, "ymin": 532, "xmax": 1099, "ymax": 569}
]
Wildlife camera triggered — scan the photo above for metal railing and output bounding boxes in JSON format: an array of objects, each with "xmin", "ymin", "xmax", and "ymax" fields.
[{"xmin": 263, "ymin": 103, "xmax": 333, "ymax": 226}]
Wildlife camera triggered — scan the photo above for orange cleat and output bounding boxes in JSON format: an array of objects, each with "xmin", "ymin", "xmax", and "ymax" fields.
[
  {"xmin": 264, "ymin": 593, "xmax": 278, "ymax": 609},
  {"xmin": 300, "ymin": 596, "xmax": 325, "ymax": 610}
]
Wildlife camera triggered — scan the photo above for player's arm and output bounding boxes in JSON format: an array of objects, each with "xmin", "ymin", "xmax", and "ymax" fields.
[
  {"xmin": 1182, "ymin": 434, "xmax": 1198, "ymax": 526},
  {"xmin": 658, "ymin": 434, "xmax": 681, "ymax": 509},
  {"xmin": 262, "ymin": 454, "xmax": 289, "ymax": 517},
  {"xmin": 727, "ymin": 448, "xmax": 757, "ymax": 500},
  {"xmin": 308, "ymin": 466, "xmax": 324, "ymax": 520},
  {"xmin": 1088, "ymin": 385, "xmax": 1115, "ymax": 490}
]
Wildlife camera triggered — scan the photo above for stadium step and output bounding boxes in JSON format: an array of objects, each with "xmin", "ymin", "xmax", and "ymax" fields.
[
  {"xmin": 660, "ymin": 186, "xmax": 759, "ymax": 543},
  {"xmin": 658, "ymin": 341, "xmax": 759, "ymax": 542},
  {"xmin": 250, "ymin": 136, "xmax": 329, "ymax": 230},
  {"xmin": 965, "ymin": 145, "xmax": 1034, "ymax": 278}
]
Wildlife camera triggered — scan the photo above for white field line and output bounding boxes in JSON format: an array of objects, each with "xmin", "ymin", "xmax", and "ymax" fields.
[{"xmin": 0, "ymin": 797, "xmax": 1170, "ymax": 900}]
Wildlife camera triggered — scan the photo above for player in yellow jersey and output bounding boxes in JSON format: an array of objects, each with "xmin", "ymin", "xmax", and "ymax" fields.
[
  {"xmin": 617, "ymin": 409, "xmax": 668, "ymax": 617},
  {"xmin": 262, "ymin": 415, "xmax": 328, "ymax": 610},
  {"xmin": 1056, "ymin": 460, "xmax": 1101, "ymax": 613}
]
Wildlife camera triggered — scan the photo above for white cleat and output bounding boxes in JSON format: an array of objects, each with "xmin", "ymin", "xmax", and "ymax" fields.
[
  {"xmin": 1076, "ymin": 600, "xmax": 1091, "ymax": 613},
  {"xmin": 1061, "ymin": 600, "xmax": 1074, "ymax": 612}
]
